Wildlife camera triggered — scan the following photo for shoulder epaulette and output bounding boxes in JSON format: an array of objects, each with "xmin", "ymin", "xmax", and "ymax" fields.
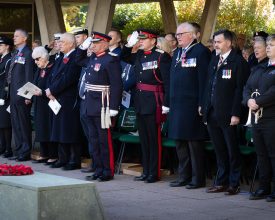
[
  {"xmin": 155, "ymin": 48, "xmax": 164, "ymax": 54},
  {"xmin": 108, "ymin": 52, "xmax": 118, "ymax": 57}
]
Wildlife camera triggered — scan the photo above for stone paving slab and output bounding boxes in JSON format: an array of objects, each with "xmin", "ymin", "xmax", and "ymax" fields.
[{"xmin": 1, "ymin": 157, "xmax": 274, "ymax": 220}]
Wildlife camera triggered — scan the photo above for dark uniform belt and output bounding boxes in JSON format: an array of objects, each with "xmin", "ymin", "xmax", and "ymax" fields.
[{"xmin": 136, "ymin": 83, "xmax": 165, "ymax": 124}]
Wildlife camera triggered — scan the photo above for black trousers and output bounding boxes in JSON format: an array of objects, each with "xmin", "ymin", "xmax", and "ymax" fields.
[
  {"xmin": 10, "ymin": 104, "xmax": 32, "ymax": 157},
  {"xmin": 80, "ymin": 100, "xmax": 95, "ymax": 168},
  {"xmin": 137, "ymin": 114, "xmax": 159, "ymax": 177},
  {"xmin": 207, "ymin": 109, "xmax": 241, "ymax": 187},
  {"xmin": 40, "ymin": 142, "xmax": 58, "ymax": 159},
  {"xmin": 58, "ymin": 143, "xmax": 81, "ymax": 165},
  {"xmin": 175, "ymin": 140, "xmax": 205, "ymax": 186},
  {"xmin": 0, "ymin": 128, "xmax": 12, "ymax": 153},
  {"xmin": 252, "ymin": 119, "xmax": 275, "ymax": 190},
  {"xmin": 87, "ymin": 116, "xmax": 113, "ymax": 177}
]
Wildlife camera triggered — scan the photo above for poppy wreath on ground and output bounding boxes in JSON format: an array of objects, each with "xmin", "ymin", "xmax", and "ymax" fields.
[{"xmin": 0, "ymin": 164, "xmax": 34, "ymax": 176}]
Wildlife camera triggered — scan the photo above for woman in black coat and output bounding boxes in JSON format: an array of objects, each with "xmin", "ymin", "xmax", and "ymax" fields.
[
  {"xmin": 243, "ymin": 35, "xmax": 275, "ymax": 202},
  {"xmin": 0, "ymin": 36, "xmax": 13, "ymax": 158},
  {"xmin": 32, "ymin": 46, "xmax": 58, "ymax": 164}
]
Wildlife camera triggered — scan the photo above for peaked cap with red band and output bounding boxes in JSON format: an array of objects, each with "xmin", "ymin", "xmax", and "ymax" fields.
[
  {"xmin": 91, "ymin": 32, "xmax": 112, "ymax": 42},
  {"xmin": 138, "ymin": 29, "xmax": 158, "ymax": 39}
]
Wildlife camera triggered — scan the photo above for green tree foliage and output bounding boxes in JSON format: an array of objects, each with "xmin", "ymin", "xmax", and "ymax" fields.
[
  {"xmin": 62, "ymin": 5, "xmax": 88, "ymax": 31},
  {"xmin": 112, "ymin": 3, "xmax": 163, "ymax": 38},
  {"xmin": 62, "ymin": 0, "xmax": 275, "ymax": 37},
  {"xmin": 216, "ymin": 0, "xmax": 275, "ymax": 35}
]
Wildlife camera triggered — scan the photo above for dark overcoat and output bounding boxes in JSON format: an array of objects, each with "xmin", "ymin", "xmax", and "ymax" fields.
[
  {"xmin": 0, "ymin": 53, "xmax": 11, "ymax": 128},
  {"xmin": 48, "ymin": 50, "xmax": 82, "ymax": 143},
  {"xmin": 169, "ymin": 41, "xmax": 210, "ymax": 140},
  {"xmin": 33, "ymin": 64, "xmax": 53, "ymax": 142}
]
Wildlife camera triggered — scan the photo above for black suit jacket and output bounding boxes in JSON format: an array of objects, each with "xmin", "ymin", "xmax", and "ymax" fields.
[
  {"xmin": 9, "ymin": 46, "xmax": 34, "ymax": 105},
  {"xmin": 203, "ymin": 49, "xmax": 250, "ymax": 126}
]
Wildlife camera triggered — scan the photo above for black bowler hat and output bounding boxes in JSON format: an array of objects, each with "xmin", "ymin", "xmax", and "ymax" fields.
[
  {"xmin": 72, "ymin": 27, "xmax": 88, "ymax": 36},
  {"xmin": 91, "ymin": 32, "xmax": 112, "ymax": 42},
  {"xmin": 0, "ymin": 36, "xmax": 13, "ymax": 46},
  {"xmin": 253, "ymin": 31, "xmax": 268, "ymax": 40},
  {"xmin": 138, "ymin": 29, "xmax": 158, "ymax": 39}
]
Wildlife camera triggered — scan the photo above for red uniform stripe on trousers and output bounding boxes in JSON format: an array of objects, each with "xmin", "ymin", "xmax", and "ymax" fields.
[
  {"xmin": 107, "ymin": 129, "xmax": 115, "ymax": 176},
  {"xmin": 157, "ymin": 125, "xmax": 162, "ymax": 179}
]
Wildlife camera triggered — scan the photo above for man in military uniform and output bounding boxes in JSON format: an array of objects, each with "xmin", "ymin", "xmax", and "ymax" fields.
[
  {"xmin": 76, "ymin": 32, "xmax": 123, "ymax": 181},
  {"xmin": 108, "ymin": 28, "xmax": 122, "ymax": 56},
  {"xmin": 0, "ymin": 36, "xmax": 13, "ymax": 158},
  {"xmin": 203, "ymin": 29, "xmax": 249, "ymax": 195},
  {"xmin": 8, "ymin": 29, "xmax": 34, "ymax": 161},
  {"xmin": 168, "ymin": 22, "xmax": 210, "ymax": 188},
  {"xmin": 71, "ymin": 27, "xmax": 95, "ymax": 173},
  {"xmin": 122, "ymin": 29, "xmax": 171, "ymax": 183}
]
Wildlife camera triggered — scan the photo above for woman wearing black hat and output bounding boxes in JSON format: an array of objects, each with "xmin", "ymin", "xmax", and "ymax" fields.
[{"xmin": 0, "ymin": 36, "xmax": 13, "ymax": 158}]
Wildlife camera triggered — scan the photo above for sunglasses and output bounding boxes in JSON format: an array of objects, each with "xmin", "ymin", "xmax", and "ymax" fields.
[{"xmin": 34, "ymin": 57, "xmax": 41, "ymax": 61}]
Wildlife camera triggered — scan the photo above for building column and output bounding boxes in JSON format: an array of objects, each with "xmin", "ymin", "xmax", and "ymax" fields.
[
  {"xmin": 86, "ymin": 0, "xmax": 118, "ymax": 34},
  {"xmin": 35, "ymin": 0, "xmax": 65, "ymax": 45},
  {"xmin": 159, "ymin": 0, "xmax": 178, "ymax": 34},
  {"xmin": 200, "ymin": 0, "xmax": 221, "ymax": 44}
]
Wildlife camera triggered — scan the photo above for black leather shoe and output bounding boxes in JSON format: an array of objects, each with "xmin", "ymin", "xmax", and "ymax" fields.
[
  {"xmin": 81, "ymin": 167, "xmax": 96, "ymax": 173},
  {"xmin": 134, "ymin": 174, "xmax": 148, "ymax": 181},
  {"xmin": 45, "ymin": 159, "xmax": 58, "ymax": 165},
  {"xmin": 224, "ymin": 186, "xmax": 240, "ymax": 195},
  {"xmin": 185, "ymin": 183, "xmax": 205, "ymax": 189},
  {"xmin": 266, "ymin": 192, "xmax": 275, "ymax": 202},
  {"xmin": 16, "ymin": 156, "xmax": 31, "ymax": 162},
  {"xmin": 145, "ymin": 175, "xmax": 158, "ymax": 183},
  {"xmin": 88, "ymin": 173, "xmax": 102, "ymax": 180},
  {"xmin": 50, "ymin": 161, "xmax": 66, "ymax": 168},
  {"xmin": 249, "ymin": 189, "xmax": 270, "ymax": 200},
  {"xmin": 2, "ymin": 152, "xmax": 13, "ymax": 158},
  {"xmin": 8, "ymin": 156, "xmax": 18, "ymax": 160},
  {"xmin": 62, "ymin": 164, "xmax": 81, "ymax": 171},
  {"xmin": 32, "ymin": 158, "xmax": 49, "ymax": 163},
  {"xmin": 98, "ymin": 175, "xmax": 113, "ymax": 182},
  {"xmin": 170, "ymin": 180, "xmax": 189, "ymax": 187}
]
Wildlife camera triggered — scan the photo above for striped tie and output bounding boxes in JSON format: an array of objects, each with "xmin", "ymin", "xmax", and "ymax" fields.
[{"xmin": 217, "ymin": 55, "xmax": 223, "ymax": 68}]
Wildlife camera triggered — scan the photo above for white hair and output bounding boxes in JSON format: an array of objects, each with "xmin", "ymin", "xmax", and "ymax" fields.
[
  {"xmin": 61, "ymin": 32, "xmax": 76, "ymax": 46},
  {"xmin": 177, "ymin": 22, "xmax": 197, "ymax": 39},
  {"xmin": 32, "ymin": 46, "xmax": 49, "ymax": 60}
]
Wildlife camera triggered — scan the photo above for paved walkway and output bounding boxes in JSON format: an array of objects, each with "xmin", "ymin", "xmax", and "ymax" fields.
[{"xmin": 0, "ymin": 157, "xmax": 274, "ymax": 220}]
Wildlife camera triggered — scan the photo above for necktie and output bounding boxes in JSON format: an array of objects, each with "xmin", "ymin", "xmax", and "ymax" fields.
[
  {"xmin": 6, "ymin": 50, "xmax": 18, "ymax": 84},
  {"xmin": 217, "ymin": 55, "xmax": 223, "ymax": 68}
]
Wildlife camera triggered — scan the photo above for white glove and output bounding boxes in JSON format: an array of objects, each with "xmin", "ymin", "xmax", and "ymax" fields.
[
  {"xmin": 79, "ymin": 37, "xmax": 92, "ymax": 50},
  {"xmin": 110, "ymin": 110, "xmax": 118, "ymax": 117},
  {"xmin": 126, "ymin": 31, "xmax": 139, "ymax": 47},
  {"xmin": 162, "ymin": 106, "xmax": 169, "ymax": 114},
  {"xmin": 0, "ymin": 99, "xmax": 5, "ymax": 106}
]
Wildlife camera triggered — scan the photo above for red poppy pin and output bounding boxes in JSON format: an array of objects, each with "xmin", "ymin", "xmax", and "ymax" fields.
[{"xmin": 63, "ymin": 57, "xmax": 70, "ymax": 64}]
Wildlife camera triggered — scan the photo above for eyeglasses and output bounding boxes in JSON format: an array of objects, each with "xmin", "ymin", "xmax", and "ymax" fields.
[
  {"xmin": 34, "ymin": 57, "xmax": 41, "ymax": 61},
  {"xmin": 175, "ymin": 32, "xmax": 191, "ymax": 38}
]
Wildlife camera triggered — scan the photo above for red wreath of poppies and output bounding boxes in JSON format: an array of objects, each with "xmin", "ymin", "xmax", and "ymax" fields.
[{"xmin": 0, "ymin": 164, "xmax": 34, "ymax": 176}]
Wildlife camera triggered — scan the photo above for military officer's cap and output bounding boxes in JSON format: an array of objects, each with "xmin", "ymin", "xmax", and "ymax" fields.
[
  {"xmin": 72, "ymin": 27, "xmax": 88, "ymax": 36},
  {"xmin": 0, "ymin": 36, "xmax": 13, "ymax": 46},
  {"xmin": 253, "ymin": 31, "xmax": 268, "ymax": 40},
  {"xmin": 138, "ymin": 29, "xmax": 158, "ymax": 39},
  {"xmin": 54, "ymin": 33, "xmax": 62, "ymax": 40},
  {"xmin": 91, "ymin": 32, "xmax": 112, "ymax": 42}
]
